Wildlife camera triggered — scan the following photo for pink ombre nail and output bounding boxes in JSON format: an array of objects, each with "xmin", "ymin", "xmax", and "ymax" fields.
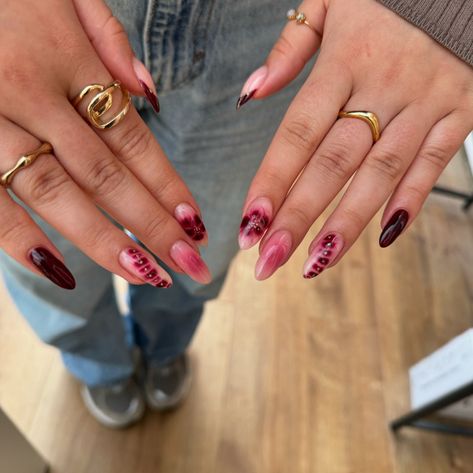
[
  {"xmin": 119, "ymin": 247, "xmax": 172, "ymax": 288},
  {"xmin": 255, "ymin": 230, "xmax": 292, "ymax": 281},
  {"xmin": 238, "ymin": 197, "xmax": 273, "ymax": 250},
  {"xmin": 236, "ymin": 65, "xmax": 268, "ymax": 109},
  {"xmin": 170, "ymin": 241, "xmax": 212, "ymax": 284},
  {"xmin": 174, "ymin": 203, "xmax": 207, "ymax": 243},
  {"xmin": 303, "ymin": 233, "xmax": 344, "ymax": 279}
]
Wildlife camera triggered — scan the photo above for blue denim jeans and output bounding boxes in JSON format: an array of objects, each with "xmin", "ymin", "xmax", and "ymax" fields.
[{"xmin": 0, "ymin": 0, "xmax": 307, "ymax": 386}]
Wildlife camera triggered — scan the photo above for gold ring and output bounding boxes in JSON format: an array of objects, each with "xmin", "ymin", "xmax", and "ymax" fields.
[
  {"xmin": 286, "ymin": 8, "xmax": 318, "ymax": 35},
  {"xmin": 338, "ymin": 111, "xmax": 381, "ymax": 143},
  {"xmin": 0, "ymin": 143, "xmax": 54, "ymax": 188},
  {"xmin": 73, "ymin": 80, "xmax": 131, "ymax": 130}
]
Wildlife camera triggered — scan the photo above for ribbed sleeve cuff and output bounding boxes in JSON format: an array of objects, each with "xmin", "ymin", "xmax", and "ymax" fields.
[{"xmin": 377, "ymin": 0, "xmax": 473, "ymax": 66}]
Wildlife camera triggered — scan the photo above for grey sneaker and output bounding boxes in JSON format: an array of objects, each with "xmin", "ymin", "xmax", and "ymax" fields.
[
  {"xmin": 81, "ymin": 378, "xmax": 145, "ymax": 429},
  {"xmin": 144, "ymin": 353, "xmax": 192, "ymax": 410}
]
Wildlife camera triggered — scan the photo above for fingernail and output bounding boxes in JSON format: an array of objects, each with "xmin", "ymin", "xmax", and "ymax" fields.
[
  {"xmin": 379, "ymin": 209, "xmax": 409, "ymax": 248},
  {"xmin": 236, "ymin": 65, "xmax": 268, "ymax": 109},
  {"xmin": 132, "ymin": 57, "xmax": 160, "ymax": 114},
  {"xmin": 174, "ymin": 203, "xmax": 207, "ymax": 243},
  {"xmin": 303, "ymin": 233, "xmax": 344, "ymax": 279},
  {"xmin": 170, "ymin": 241, "xmax": 212, "ymax": 284},
  {"xmin": 119, "ymin": 247, "xmax": 172, "ymax": 288},
  {"xmin": 239, "ymin": 197, "xmax": 272, "ymax": 250},
  {"xmin": 29, "ymin": 247, "xmax": 76, "ymax": 290},
  {"xmin": 255, "ymin": 230, "xmax": 292, "ymax": 281}
]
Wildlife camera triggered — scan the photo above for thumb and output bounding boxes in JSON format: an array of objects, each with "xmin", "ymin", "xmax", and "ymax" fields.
[
  {"xmin": 236, "ymin": 3, "xmax": 327, "ymax": 109},
  {"xmin": 73, "ymin": 0, "xmax": 159, "ymax": 113}
]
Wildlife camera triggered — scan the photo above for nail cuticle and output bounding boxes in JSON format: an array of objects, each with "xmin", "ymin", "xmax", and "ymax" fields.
[{"xmin": 29, "ymin": 247, "xmax": 76, "ymax": 290}]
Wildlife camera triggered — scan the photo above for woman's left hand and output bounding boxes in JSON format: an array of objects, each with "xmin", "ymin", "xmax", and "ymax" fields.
[{"xmin": 237, "ymin": 0, "xmax": 473, "ymax": 280}]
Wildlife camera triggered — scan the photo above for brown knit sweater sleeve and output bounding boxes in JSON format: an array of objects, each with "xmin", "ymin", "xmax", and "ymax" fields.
[{"xmin": 377, "ymin": 0, "xmax": 473, "ymax": 66}]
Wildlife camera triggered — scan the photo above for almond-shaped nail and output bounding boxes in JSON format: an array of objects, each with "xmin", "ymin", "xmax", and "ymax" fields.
[
  {"xmin": 303, "ymin": 233, "xmax": 344, "ymax": 279},
  {"xmin": 119, "ymin": 247, "xmax": 172, "ymax": 288},
  {"xmin": 239, "ymin": 197, "xmax": 273, "ymax": 250},
  {"xmin": 170, "ymin": 241, "xmax": 212, "ymax": 284},
  {"xmin": 29, "ymin": 247, "xmax": 76, "ymax": 290},
  {"xmin": 132, "ymin": 57, "xmax": 160, "ymax": 113},
  {"xmin": 236, "ymin": 65, "xmax": 268, "ymax": 109},
  {"xmin": 174, "ymin": 203, "xmax": 207, "ymax": 243},
  {"xmin": 379, "ymin": 209, "xmax": 409, "ymax": 248},
  {"xmin": 255, "ymin": 230, "xmax": 292, "ymax": 281}
]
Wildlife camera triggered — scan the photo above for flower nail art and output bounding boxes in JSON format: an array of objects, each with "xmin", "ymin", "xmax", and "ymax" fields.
[
  {"xmin": 239, "ymin": 197, "xmax": 272, "ymax": 250},
  {"xmin": 119, "ymin": 248, "xmax": 172, "ymax": 288},
  {"xmin": 303, "ymin": 233, "xmax": 344, "ymax": 279},
  {"xmin": 175, "ymin": 203, "xmax": 207, "ymax": 242}
]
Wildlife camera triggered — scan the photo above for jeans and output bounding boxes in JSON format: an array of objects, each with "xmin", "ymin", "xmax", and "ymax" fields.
[{"xmin": 0, "ymin": 0, "xmax": 307, "ymax": 386}]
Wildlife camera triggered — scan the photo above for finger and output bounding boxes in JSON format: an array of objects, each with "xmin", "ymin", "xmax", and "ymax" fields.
[
  {"xmin": 239, "ymin": 59, "xmax": 352, "ymax": 250},
  {"xmin": 0, "ymin": 188, "xmax": 76, "ymax": 290},
  {"xmin": 379, "ymin": 111, "xmax": 471, "ymax": 247},
  {"xmin": 72, "ymin": 0, "xmax": 160, "ymax": 111},
  {"xmin": 237, "ymin": 1, "xmax": 327, "ymax": 108},
  {"xmin": 0, "ymin": 117, "xmax": 173, "ymax": 288},
  {"xmin": 303, "ymin": 102, "xmax": 446, "ymax": 279}
]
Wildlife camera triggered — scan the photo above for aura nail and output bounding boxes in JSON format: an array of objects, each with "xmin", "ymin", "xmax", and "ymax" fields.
[
  {"xmin": 174, "ymin": 203, "xmax": 207, "ymax": 243},
  {"xmin": 29, "ymin": 247, "xmax": 76, "ymax": 290},
  {"xmin": 239, "ymin": 197, "xmax": 272, "ymax": 250},
  {"xmin": 132, "ymin": 57, "xmax": 160, "ymax": 114},
  {"xmin": 379, "ymin": 209, "xmax": 409, "ymax": 248},
  {"xmin": 119, "ymin": 248, "xmax": 172, "ymax": 288},
  {"xmin": 236, "ymin": 65, "xmax": 268, "ymax": 109},
  {"xmin": 255, "ymin": 230, "xmax": 292, "ymax": 281},
  {"xmin": 303, "ymin": 233, "xmax": 344, "ymax": 279},
  {"xmin": 170, "ymin": 241, "xmax": 212, "ymax": 284}
]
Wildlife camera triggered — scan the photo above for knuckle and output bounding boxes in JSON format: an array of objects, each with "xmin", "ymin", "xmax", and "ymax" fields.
[
  {"xmin": 285, "ymin": 205, "xmax": 312, "ymax": 228},
  {"xmin": 114, "ymin": 122, "xmax": 154, "ymax": 165},
  {"xmin": 280, "ymin": 115, "xmax": 319, "ymax": 152},
  {"xmin": 0, "ymin": 213, "xmax": 29, "ymax": 242},
  {"xmin": 84, "ymin": 225, "xmax": 113, "ymax": 252},
  {"xmin": 339, "ymin": 207, "xmax": 365, "ymax": 230},
  {"xmin": 26, "ymin": 162, "xmax": 70, "ymax": 206},
  {"xmin": 86, "ymin": 158, "xmax": 127, "ymax": 197},
  {"xmin": 100, "ymin": 15, "xmax": 126, "ymax": 43},
  {"xmin": 141, "ymin": 213, "xmax": 169, "ymax": 242},
  {"xmin": 315, "ymin": 143, "xmax": 354, "ymax": 181},
  {"xmin": 403, "ymin": 183, "xmax": 427, "ymax": 201},
  {"xmin": 419, "ymin": 144, "xmax": 451, "ymax": 171},
  {"xmin": 365, "ymin": 149, "xmax": 405, "ymax": 181}
]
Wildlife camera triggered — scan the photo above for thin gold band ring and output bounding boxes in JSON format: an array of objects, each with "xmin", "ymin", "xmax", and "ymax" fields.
[
  {"xmin": 286, "ymin": 8, "xmax": 318, "ymax": 35},
  {"xmin": 0, "ymin": 143, "xmax": 54, "ymax": 188},
  {"xmin": 73, "ymin": 80, "xmax": 131, "ymax": 130},
  {"xmin": 338, "ymin": 111, "xmax": 381, "ymax": 143}
]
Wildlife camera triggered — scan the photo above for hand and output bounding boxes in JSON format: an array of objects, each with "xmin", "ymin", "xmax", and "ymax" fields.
[
  {"xmin": 0, "ymin": 0, "xmax": 211, "ymax": 289},
  {"xmin": 237, "ymin": 0, "xmax": 473, "ymax": 280}
]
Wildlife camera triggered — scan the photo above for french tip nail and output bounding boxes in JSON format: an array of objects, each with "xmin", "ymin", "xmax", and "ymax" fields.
[
  {"xmin": 139, "ymin": 80, "xmax": 160, "ymax": 113},
  {"xmin": 29, "ymin": 247, "xmax": 76, "ymax": 290},
  {"xmin": 236, "ymin": 89, "xmax": 256, "ymax": 110}
]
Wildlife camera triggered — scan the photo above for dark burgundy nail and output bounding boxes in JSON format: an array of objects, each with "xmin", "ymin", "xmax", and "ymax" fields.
[
  {"xmin": 29, "ymin": 247, "xmax": 76, "ymax": 290},
  {"xmin": 139, "ymin": 80, "xmax": 160, "ymax": 114},
  {"xmin": 379, "ymin": 209, "xmax": 409, "ymax": 248},
  {"xmin": 236, "ymin": 89, "xmax": 256, "ymax": 110}
]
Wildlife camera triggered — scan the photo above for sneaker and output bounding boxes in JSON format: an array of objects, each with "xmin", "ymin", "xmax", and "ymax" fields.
[
  {"xmin": 144, "ymin": 353, "xmax": 192, "ymax": 410},
  {"xmin": 81, "ymin": 378, "xmax": 145, "ymax": 429}
]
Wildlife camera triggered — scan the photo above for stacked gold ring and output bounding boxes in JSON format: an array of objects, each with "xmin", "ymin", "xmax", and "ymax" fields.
[
  {"xmin": 0, "ymin": 143, "xmax": 54, "ymax": 188},
  {"xmin": 73, "ymin": 80, "xmax": 131, "ymax": 130}
]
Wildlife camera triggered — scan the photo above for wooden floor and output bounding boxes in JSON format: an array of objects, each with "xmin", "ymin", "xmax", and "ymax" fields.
[{"xmin": 0, "ymin": 153, "xmax": 472, "ymax": 473}]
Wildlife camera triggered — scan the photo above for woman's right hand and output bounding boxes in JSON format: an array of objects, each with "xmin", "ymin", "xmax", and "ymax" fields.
[{"xmin": 0, "ymin": 0, "xmax": 211, "ymax": 289}]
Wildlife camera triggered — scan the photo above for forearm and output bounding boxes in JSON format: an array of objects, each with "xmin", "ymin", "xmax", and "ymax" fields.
[{"xmin": 377, "ymin": 0, "xmax": 473, "ymax": 66}]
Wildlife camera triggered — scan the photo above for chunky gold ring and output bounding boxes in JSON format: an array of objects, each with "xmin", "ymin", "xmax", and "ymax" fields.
[
  {"xmin": 338, "ymin": 111, "xmax": 381, "ymax": 143},
  {"xmin": 73, "ymin": 80, "xmax": 131, "ymax": 130},
  {"xmin": 286, "ymin": 8, "xmax": 318, "ymax": 35},
  {"xmin": 0, "ymin": 143, "xmax": 54, "ymax": 188}
]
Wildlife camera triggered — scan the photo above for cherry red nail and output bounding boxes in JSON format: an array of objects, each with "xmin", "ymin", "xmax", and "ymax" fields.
[
  {"xmin": 379, "ymin": 209, "xmax": 409, "ymax": 248},
  {"xmin": 303, "ymin": 233, "xmax": 344, "ymax": 279},
  {"xmin": 119, "ymin": 248, "xmax": 172, "ymax": 288},
  {"xmin": 175, "ymin": 203, "xmax": 207, "ymax": 243},
  {"xmin": 29, "ymin": 247, "xmax": 76, "ymax": 290},
  {"xmin": 239, "ymin": 197, "xmax": 272, "ymax": 250}
]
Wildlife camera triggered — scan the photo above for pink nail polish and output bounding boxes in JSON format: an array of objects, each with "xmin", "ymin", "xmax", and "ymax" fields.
[
  {"xmin": 170, "ymin": 241, "xmax": 212, "ymax": 284},
  {"xmin": 239, "ymin": 197, "xmax": 273, "ymax": 250},
  {"xmin": 119, "ymin": 248, "xmax": 172, "ymax": 288},
  {"xmin": 132, "ymin": 57, "xmax": 160, "ymax": 113},
  {"xmin": 303, "ymin": 233, "xmax": 344, "ymax": 279},
  {"xmin": 236, "ymin": 65, "xmax": 268, "ymax": 109},
  {"xmin": 255, "ymin": 230, "xmax": 292, "ymax": 281},
  {"xmin": 174, "ymin": 203, "xmax": 207, "ymax": 243}
]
